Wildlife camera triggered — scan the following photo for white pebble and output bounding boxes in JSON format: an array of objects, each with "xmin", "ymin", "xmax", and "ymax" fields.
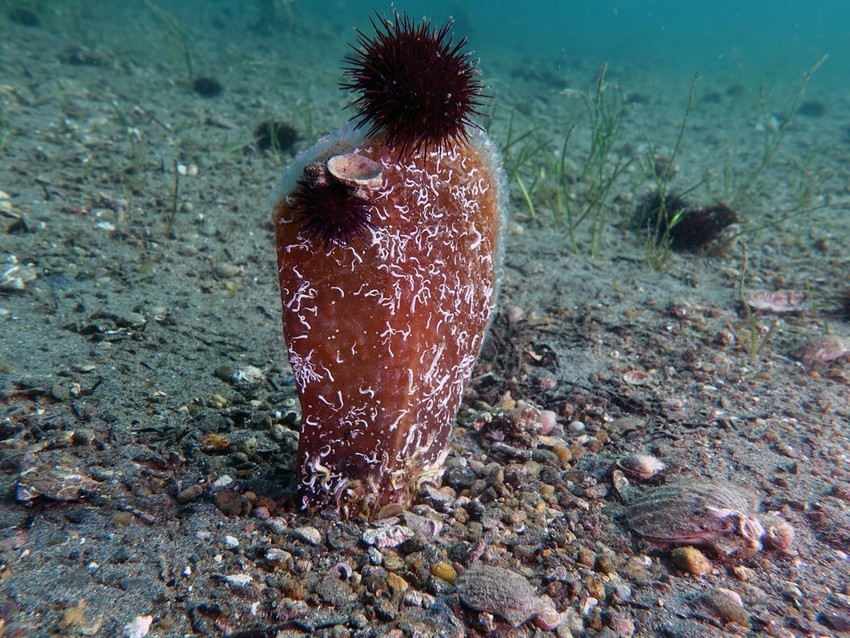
[
  {"xmin": 212, "ymin": 475, "xmax": 233, "ymax": 488},
  {"xmin": 291, "ymin": 526, "xmax": 322, "ymax": 546},
  {"xmin": 122, "ymin": 615, "xmax": 153, "ymax": 638},
  {"xmin": 223, "ymin": 535, "xmax": 239, "ymax": 549},
  {"xmin": 225, "ymin": 574, "xmax": 253, "ymax": 587},
  {"xmin": 568, "ymin": 420, "xmax": 586, "ymax": 433}
]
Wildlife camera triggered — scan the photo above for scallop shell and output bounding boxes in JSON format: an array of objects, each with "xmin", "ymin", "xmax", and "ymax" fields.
[
  {"xmin": 456, "ymin": 564, "xmax": 546, "ymax": 627},
  {"xmin": 625, "ymin": 481, "xmax": 765, "ymax": 556}
]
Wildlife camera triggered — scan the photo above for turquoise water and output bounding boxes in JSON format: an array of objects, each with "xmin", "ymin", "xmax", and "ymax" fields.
[{"xmin": 297, "ymin": 1, "xmax": 849, "ymax": 83}]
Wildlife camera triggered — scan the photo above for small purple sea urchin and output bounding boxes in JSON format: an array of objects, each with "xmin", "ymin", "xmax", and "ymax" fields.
[{"xmin": 287, "ymin": 161, "xmax": 375, "ymax": 247}]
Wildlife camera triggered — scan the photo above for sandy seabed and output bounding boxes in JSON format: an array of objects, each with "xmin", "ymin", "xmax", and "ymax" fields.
[{"xmin": 1, "ymin": 4, "xmax": 849, "ymax": 637}]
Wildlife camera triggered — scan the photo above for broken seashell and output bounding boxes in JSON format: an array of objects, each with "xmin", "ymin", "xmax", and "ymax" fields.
[
  {"xmin": 761, "ymin": 515, "xmax": 795, "ymax": 552},
  {"xmin": 327, "ymin": 152, "xmax": 383, "ymax": 190},
  {"xmin": 616, "ymin": 454, "xmax": 665, "ymax": 481},
  {"xmin": 622, "ymin": 370, "xmax": 652, "ymax": 385},
  {"xmin": 744, "ymin": 289, "xmax": 808, "ymax": 313},
  {"xmin": 792, "ymin": 335, "xmax": 849, "ymax": 366}
]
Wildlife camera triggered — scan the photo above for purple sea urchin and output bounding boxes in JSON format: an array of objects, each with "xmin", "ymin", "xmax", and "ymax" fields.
[
  {"xmin": 287, "ymin": 161, "xmax": 375, "ymax": 247},
  {"xmin": 342, "ymin": 11, "xmax": 486, "ymax": 155}
]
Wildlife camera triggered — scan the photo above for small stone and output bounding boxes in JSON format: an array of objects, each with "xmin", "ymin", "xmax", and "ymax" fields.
[
  {"xmin": 670, "ymin": 546, "xmax": 712, "ymax": 575},
  {"xmin": 762, "ymin": 516, "xmax": 795, "ymax": 552},
  {"xmin": 225, "ymin": 574, "xmax": 253, "ymax": 587},
  {"xmin": 265, "ymin": 548, "xmax": 293, "ymax": 567},
  {"xmin": 291, "ymin": 526, "xmax": 322, "ymax": 546},
  {"xmin": 697, "ymin": 587, "xmax": 750, "ymax": 628},
  {"xmin": 533, "ymin": 605, "xmax": 562, "ymax": 631},
  {"xmin": 223, "ymin": 535, "xmax": 239, "ymax": 549},
  {"xmin": 732, "ymin": 565, "xmax": 755, "ymax": 582},
  {"xmin": 552, "ymin": 443, "xmax": 573, "ymax": 465},
  {"xmin": 176, "ymin": 484, "xmax": 204, "ymax": 503},
  {"xmin": 208, "ymin": 393, "xmax": 229, "ymax": 409},
  {"xmin": 576, "ymin": 547, "xmax": 596, "ymax": 568},
  {"xmin": 214, "ymin": 490, "xmax": 247, "ymax": 517},
  {"xmin": 568, "ymin": 420, "xmax": 586, "ymax": 433},
  {"xmin": 201, "ymin": 433, "xmax": 231, "ymax": 453},
  {"xmin": 608, "ymin": 582, "xmax": 633, "ymax": 605},
  {"xmin": 112, "ymin": 511, "xmax": 134, "ymax": 526},
  {"xmin": 60, "ymin": 604, "xmax": 85, "ymax": 629},
  {"xmin": 443, "ymin": 465, "xmax": 477, "ymax": 491},
  {"xmin": 431, "ymin": 561, "xmax": 458, "ymax": 583},
  {"xmin": 386, "ymin": 572, "xmax": 409, "ymax": 595}
]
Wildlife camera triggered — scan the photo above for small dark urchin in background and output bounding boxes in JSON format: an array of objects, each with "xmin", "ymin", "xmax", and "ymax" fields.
[
  {"xmin": 342, "ymin": 11, "xmax": 486, "ymax": 155},
  {"xmin": 634, "ymin": 190, "xmax": 740, "ymax": 253},
  {"xmin": 254, "ymin": 120, "xmax": 299, "ymax": 153},
  {"xmin": 193, "ymin": 76, "xmax": 223, "ymax": 98}
]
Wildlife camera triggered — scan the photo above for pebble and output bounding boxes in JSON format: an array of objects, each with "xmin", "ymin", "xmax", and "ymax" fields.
[
  {"xmin": 265, "ymin": 517, "xmax": 288, "ymax": 535},
  {"xmin": 225, "ymin": 574, "xmax": 253, "ymax": 587},
  {"xmin": 223, "ymin": 535, "xmax": 239, "ymax": 549},
  {"xmin": 670, "ymin": 546, "xmax": 712, "ymax": 575},
  {"xmin": 214, "ymin": 490, "xmax": 247, "ymax": 517},
  {"xmin": 176, "ymin": 484, "xmax": 203, "ymax": 503},
  {"xmin": 697, "ymin": 587, "xmax": 750, "ymax": 628},
  {"xmin": 291, "ymin": 526, "xmax": 322, "ymax": 546},
  {"xmin": 568, "ymin": 421, "xmax": 586, "ymax": 433},
  {"xmin": 430, "ymin": 561, "xmax": 458, "ymax": 583},
  {"xmin": 265, "ymin": 548, "xmax": 293, "ymax": 567},
  {"xmin": 386, "ymin": 572, "xmax": 409, "ymax": 595},
  {"xmin": 608, "ymin": 581, "xmax": 633, "ymax": 605},
  {"xmin": 212, "ymin": 475, "xmax": 234, "ymax": 488}
]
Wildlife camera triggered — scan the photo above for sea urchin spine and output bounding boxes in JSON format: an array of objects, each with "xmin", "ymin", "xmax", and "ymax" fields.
[{"xmin": 271, "ymin": 13, "xmax": 506, "ymax": 517}]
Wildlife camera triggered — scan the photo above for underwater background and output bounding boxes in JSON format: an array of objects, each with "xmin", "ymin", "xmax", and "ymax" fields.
[{"xmin": 2, "ymin": 1, "xmax": 850, "ymax": 636}]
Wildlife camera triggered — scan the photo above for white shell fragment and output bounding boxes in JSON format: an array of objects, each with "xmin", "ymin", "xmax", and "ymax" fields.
[
  {"xmin": 744, "ymin": 289, "xmax": 808, "ymax": 313},
  {"xmin": 122, "ymin": 615, "xmax": 153, "ymax": 638},
  {"xmin": 327, "ymin": 152, "xmax": 383, "ymax": 190},
  {"xmin": 361, "ymin": 524, "xmax": 415, "ymax": 548}
]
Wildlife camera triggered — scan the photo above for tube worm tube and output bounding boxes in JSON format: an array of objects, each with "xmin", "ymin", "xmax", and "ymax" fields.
[{"xmin": 271, "ymin": 12, "xmax": 507, "ymax": 517}]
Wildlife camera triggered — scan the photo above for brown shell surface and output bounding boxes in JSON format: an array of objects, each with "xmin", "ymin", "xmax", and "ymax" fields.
[
  {"xmin": 455, "ymin": 564, "xmax": 542, "ymax": 627},
  {"xmin": 625, "ymin": 481, "xmax": 755, "ymax": 545}
]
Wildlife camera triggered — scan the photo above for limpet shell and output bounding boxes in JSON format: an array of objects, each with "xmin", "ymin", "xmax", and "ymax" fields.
[{"xmin": 625, "ymin": 481, "xmax": 765, "ymax": 557}]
